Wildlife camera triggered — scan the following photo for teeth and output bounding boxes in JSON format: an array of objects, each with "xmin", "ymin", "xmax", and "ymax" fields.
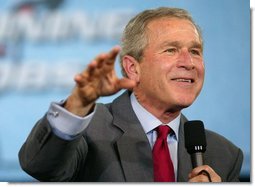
[{"xmin": 175, "ymin": 79, "xmax": 192, "ymax": 83}]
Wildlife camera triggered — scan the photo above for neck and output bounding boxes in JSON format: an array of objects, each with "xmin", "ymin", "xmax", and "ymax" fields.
[{"xmin": 133, "ymin": 91, "xmax": 181, "ymax": 124}]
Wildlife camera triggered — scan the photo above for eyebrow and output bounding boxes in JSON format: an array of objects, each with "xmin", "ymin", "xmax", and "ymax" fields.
[
  {"xmin": 160, "ymin": 41, "xmax": 203, "ymax": 50},
  {"xmin": 190, "ymin": 41, "xmax": 203, "ymax": 50}
]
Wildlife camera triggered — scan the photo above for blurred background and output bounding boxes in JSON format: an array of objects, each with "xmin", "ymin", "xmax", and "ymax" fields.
[{"xmin": 0, "ymin": 0, "xmax": 250, "ymax": 182}]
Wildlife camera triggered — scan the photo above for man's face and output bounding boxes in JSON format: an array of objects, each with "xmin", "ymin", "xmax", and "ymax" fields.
[{"xmin": 135, "ymin": 18, "xmax": 205, "ymax": 112}]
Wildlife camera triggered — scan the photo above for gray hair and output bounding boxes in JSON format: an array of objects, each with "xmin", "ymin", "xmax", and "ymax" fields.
[{"xmin": 119, "ymin": 7, "xmax": 203, "ymax": 77}]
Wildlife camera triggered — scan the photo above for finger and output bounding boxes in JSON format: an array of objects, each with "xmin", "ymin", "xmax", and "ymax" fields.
[
  {"xmin": 189, "ymin": 165, "xmax": 211, "ymax": 178},
  {"xmin": 88, "ymin": 46, "xmax": 120, "ymax": 75},
  {"xmin": 75, "ymin": 46, "xmax": 121, "ymax": 89},
  {"xmin": 74, "ymin": 74, "xmax": 87, "ymax": 87},
  {"xmin": 116, "ymin": 78, "xmax": 137, "ymax": 90},
  {"xmin": 86, "ymin": 58, "xmax": 107, "ymax": 78},
  {"xmin": 188, "ymin": 165, "xmax": 221, "ymax": 182},
  {"xmin": 94, "ymin": 46, "xmax": 119, "ymax": 62},
  {"xmin": 198, "ymin": 170, "xmax": 212, "ymax": 182},
  {"xmin": 95, "ymin": 46, "xmax": 121, "ymax": 67},
  {"xmin": 94, "ymin": 53, "xmax": 108, "ymax": 68},
  {"xmin": 107, "ymin": 46, "xmax": 121, "ymax": 64},
  {"xmin": 75, "ymin": 70, "xmax": 95, "ymax": 87},
  {"xmin": 87, "ymin": 60, "xmax": 99, "ymax": 75},
  {"xmin": 189, "ymin": 174, "xmax": 211, "ymax": 182}
]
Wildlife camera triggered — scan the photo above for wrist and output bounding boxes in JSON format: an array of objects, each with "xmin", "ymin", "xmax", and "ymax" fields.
[{"xmin": 64, "ymin": 92, "xmax": 95, "ymax": 117}]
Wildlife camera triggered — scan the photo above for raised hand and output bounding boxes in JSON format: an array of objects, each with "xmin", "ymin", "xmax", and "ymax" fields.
[{"xmin": 64, "ymin": 46, "xmax": 137, "ymax": 116}]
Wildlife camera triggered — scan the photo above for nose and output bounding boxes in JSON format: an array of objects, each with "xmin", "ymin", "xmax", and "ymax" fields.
[{"xmin": 176, "ymin": 49, "xmax": 194, "ymax": 70}]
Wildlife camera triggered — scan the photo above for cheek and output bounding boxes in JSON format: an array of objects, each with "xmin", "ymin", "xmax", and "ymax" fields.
[
  {"xmin": 198, "ymin": 68, "xmax": 205, "ymax": 86},
  {"xmin": 139, "ymin": 67, "xmax": 162, "ymax": 92},
  {"xmin": 198, "ymin": 61, "xmax": 205, "ymax": 76},
  {"xmin": 139, "ymin": 56, "xmax": 173, "ymax": 84}
]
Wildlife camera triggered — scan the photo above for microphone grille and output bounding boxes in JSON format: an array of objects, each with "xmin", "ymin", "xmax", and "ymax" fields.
[{"xmin": 184, "ymin": 120, "xmax": 207, "ymax": 154}]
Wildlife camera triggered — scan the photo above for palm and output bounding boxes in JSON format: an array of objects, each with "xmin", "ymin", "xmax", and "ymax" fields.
[{"xmin": 74, "ymin": 46, "xmax": 136, "ymax": 105}]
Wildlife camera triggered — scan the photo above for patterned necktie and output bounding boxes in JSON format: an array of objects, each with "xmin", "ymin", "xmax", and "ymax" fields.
[{"xmin": 152, "ymin": 125, "xmax": 175, "ymax": 182}]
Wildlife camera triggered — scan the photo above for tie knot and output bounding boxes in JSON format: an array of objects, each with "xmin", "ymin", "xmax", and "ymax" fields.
[{"xmin": 156, "ymin": 125, "xmax": 171, "ymax": 139}]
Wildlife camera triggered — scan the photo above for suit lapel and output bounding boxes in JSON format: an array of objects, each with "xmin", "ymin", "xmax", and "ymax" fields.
[
  {"xmin": 111, "ymin": 91, "xmax": 154, "ymax": 182},
  {"xmin": 109, "ymin": 91, "xmax": 198, "ymax": 182}
]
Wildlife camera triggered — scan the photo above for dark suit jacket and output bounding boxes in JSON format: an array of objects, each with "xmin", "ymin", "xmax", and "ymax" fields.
[{"xmin": 19, "ymin": 91, "xmax": 243, "ymax": 182}]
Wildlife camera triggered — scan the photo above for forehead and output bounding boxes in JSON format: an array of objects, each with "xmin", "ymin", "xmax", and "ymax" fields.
[{"xmin": 146, "ymin": 17, "xmax": 201, "ymax": 43}]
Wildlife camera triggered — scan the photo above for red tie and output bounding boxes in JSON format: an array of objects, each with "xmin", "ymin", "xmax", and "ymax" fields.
[{"xmin": 153, "ymin": 125, "xmax": 175, "ymax": 182}]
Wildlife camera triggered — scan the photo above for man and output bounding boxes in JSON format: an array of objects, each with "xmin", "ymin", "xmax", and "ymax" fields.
[{"xmin": 19, "ymin": 7, "xmax": 243, "ymax": 182}]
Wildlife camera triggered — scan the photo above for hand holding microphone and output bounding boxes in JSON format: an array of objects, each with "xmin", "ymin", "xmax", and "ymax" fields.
[{"xmin": 184, "ymin": 120, "xmax": 221, "ymax": 182}]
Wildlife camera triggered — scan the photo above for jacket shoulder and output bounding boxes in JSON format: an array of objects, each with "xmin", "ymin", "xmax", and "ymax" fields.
[
  {"xmin": 205, "ymin": 129, "xmax": 240, "ymax": 153},
  {"xmin": 204, "ymin": 129, "xmax": 243, "ymax": 181}
]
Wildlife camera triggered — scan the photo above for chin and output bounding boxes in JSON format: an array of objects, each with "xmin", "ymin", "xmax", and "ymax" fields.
[
  {"xmin": 165, "ymin": 99, "xmax": 193, "ymax": 112},
  {"xmin": 175, "ymin": 97, "xmax": 196, "ymax": 109}
]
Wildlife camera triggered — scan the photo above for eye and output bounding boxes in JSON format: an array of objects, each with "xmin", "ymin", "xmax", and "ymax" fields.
[
  {"xmin": 190, "ymin": 49, "xmax": 202, "ymax": 56},
  {"xmin": 164, "ymin": 48, "xmax": 178, "ymax": 55}
]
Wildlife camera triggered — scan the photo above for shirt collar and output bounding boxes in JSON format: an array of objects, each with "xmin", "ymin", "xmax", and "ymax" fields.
[{"xmin": 130, "ymin": 93, "xmax": 180, "ymax": 140}]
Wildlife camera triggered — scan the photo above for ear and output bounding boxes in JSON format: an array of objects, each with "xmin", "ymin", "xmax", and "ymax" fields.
[{"xmin": 122, "ymin": 55, "xmax": 140, "ymax": 82}]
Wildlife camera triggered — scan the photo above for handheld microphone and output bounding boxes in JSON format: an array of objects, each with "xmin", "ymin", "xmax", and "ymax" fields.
[
  {"xmin": 184, "ymin": 120, "xmax": 207, "ymax": 168},
  {"xmin": 184, "ymin": 121, "xmax": 211, "ymax": 181}
]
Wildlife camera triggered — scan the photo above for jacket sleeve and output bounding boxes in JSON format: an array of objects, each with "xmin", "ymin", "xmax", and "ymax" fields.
[
  {"xmin": 226, "ymin": 148, "xmax": 244, "ymax": 182},
  {"xmin": 18, "ymin": 115, "xmax": 88, "ymax": 181}
]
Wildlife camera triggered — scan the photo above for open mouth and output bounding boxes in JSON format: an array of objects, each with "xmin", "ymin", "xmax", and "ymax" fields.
[{"xmin": 171, "ymin": 78, "xmax": 194, "ymax": 83}]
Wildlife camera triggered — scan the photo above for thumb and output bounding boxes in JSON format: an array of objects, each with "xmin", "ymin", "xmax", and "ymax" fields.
[{"xmin": 116, "ymin": 78, "xmax": 137, "ymax": 90}]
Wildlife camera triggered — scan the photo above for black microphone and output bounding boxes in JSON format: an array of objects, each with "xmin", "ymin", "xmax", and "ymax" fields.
[{"xmin": 184, "ymin": 120, "xmax": 207, "ymax": 168}]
